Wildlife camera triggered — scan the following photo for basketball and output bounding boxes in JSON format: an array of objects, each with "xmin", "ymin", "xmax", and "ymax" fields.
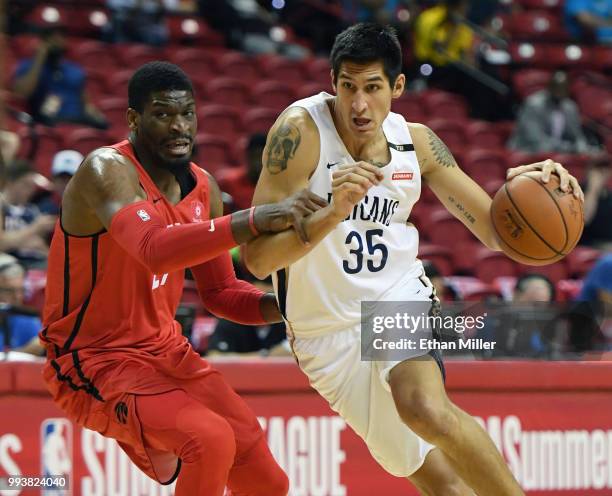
[{"xmin": 490, "ymin": 171, "xmax": 584, "ymax": 266}]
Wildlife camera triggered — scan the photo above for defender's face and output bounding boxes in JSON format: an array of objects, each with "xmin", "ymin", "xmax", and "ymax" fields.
[
  {"xmin": 332, "ymin": 61, "xmax": 404, "ymax": 138},
  {"xmin": 131, "ymin": 90, "xmax": 197, "ymax": 170}
]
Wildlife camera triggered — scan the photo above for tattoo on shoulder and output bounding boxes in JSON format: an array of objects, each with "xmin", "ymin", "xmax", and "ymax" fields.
[
  {"xmin": 426, "ymin": 128, "xmax": 456, "ymax": 168},
  {"xmin": 266, "ymin": 122, "xmax": 301, "ymax": 174}
]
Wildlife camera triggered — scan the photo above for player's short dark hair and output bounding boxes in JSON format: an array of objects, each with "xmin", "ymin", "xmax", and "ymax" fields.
[
  {"xmin": 128, "ymin": 61, "xmax": 193, "ymax": 113},
  {"xmin": 330, "ymin": 23, "xmax": 402, "ymax": 87},
  {"xmin": 515, "ymin": 273, "xmax": 556, "ymax": 301}
]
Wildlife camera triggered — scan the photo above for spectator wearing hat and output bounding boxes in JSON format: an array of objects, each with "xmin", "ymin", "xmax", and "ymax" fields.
[
  {"xmin": 12, "ymin": 26, "xmax": 108, "ymax": 128},
  {"xmin": 0, "ymin": 253, "xmax": 44, "ymax": 356},
  {"xmin": 37, "ymin": 149, "xmax": 83, "ymax": 215},
  {"xmin": 0, "ymin": 160, "xmax": 56, "ymax": 267}
]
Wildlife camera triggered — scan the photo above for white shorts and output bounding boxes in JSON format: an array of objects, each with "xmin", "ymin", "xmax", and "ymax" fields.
[{"xmin": 290, "ymin": 274, "xmax": 441, "ymax": 477}]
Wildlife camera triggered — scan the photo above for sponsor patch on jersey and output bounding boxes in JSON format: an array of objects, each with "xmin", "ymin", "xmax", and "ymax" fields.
[
  {"xmin": 191, "ymin": 200, "xmax": 204, "ymax": 223},
  {"xmin": 392, "ymin": 172, "xmax": 413, "ymax": 181},
  {"xmin": 137, "ymin": 209, "xmax": 151, "ymax": 222}
]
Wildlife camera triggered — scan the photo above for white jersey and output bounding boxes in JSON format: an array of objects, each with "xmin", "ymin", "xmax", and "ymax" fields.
[{"xmin": 274, "ymin": 92, "xmax": 424, "ymax": 338}]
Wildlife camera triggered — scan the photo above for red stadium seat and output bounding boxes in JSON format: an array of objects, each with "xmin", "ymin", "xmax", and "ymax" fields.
[
  {"xmin": 514, "ymin": 0, "xmax": 562, "ymax": 10},
  {"xmin": 508, "ymin": 11, "xmax": 570, "ymax": 42},
  {"xmin": 197, "ymin": 104, "xmax": 243, "ymax": 139},
  {"xmin": 167, "ymin": 15, "xmax": 223, "ymax": 46},
  {"xmin": 521, "ymin": 261, "xmax": 569, "ymax": 285},
  {"xmin": 242, "ymin": 108, "xmax": 279, "ymax": 134},
  {"xmin": 556, "ymin": 279, "xmax": 583, "ymax": 301},
  {"xmin": 260, "ymin": 56, "xmax": 308, "ymax": 82},
  {"xmin": 305, "ymin": 58, "xmax": 332, "ymax": 84},
  {"xmin": 108, "ymin": 69, "xmax": 133, "ymax": 91},
  {"xmin": 544, "ymin": 44, "xmax": 592, "ymax": 69},
  {"xmin": 589, "ymin": 46, "xmax": 612, "ymax": 72},
  {"xmin": 218, "ymin": 52, "xmax": 261, "ymax": 80},
  {"xmin": 205, "ymin": 77, "xmax": 251, "ymax": 108},
  {"xmin": 465, "ymin": 121, "xmax": 505, "ymax": 149},
  {"xmin": 169, "ymin": 47, "xmax": 220, "ymax": 80},
  {"xmin": 512, "ymin": 69, "xmax": 552, "ymax": 100},
  {"xmin": 193, "ymin": 134, "xmax": 236, "ymax": 170},
  {"xmin": 17, "ymin": 126, "xmax": 65, "ymax": 176},
  {"xmin": 506, "ymin": 151, "xmax": 551, "ymax": 168},
  {"xmin": 66, "ymin": 7, "xmax": 109, "ymax": 38},
  {"xmin": 474, "ymin": 248, "xmax": 520, "ymax": 283},
  {"xmin": 85, "ymin": 69, "xmax": 110, "ymax": 100},
  {"xmin": 462, "ymin": 149, "xmax": 507, "ymax": 180},
  {"xmin": 428, "ymin": 209, "xmax": 476, "ymax": 246},
  {"xmin": 419, "ymin": 244, "xmax": 454, "ymax": 276},
  {"xmin": 65, "ymin": 129, "xmax": 114, "ymax": 155},
  {"xmin": 510, "ymin": 42, "xmax": 550, "ymax": 67},
  {"xmin": 296, "ymin": 82, "xmax": 332, "ymax": 100},
  {"xmin": 70, "ymin": 40, "xmax": 119, "ymax": 72},
  {"xmin": 114, "ymin": 44, "xmax": 162, "ymax": 69},
  {"xmin": 250, "ymin": 81, "xmax": 297, "ymax": 111},
  {"xmin": 27, "ymin": 4, "xmax": 69, "ymax": 29},
  {"xmin": 427, "ymin": 118, "xmax": 466, "ymax": 151},
  {"xmin": 452, "ymin": 240, "xmax": 481, "ymax": 274},
  {"xmin": 483, "ymin": 178, "xmax": 505, "ymax": 197},
  {"xmin": 98, "ymin": 97, "xmax": 129, "ymax": 136},
  {"xmin": 422, "ymin": 91, "xmax": 469, "ymax": 120},
  {"xmin": 566, "ymin": 246, "xmax": 602, "ymax": 278},
  {"xmin": 392, "ymin": 96, "xmax": 426, "ymax": 121}
]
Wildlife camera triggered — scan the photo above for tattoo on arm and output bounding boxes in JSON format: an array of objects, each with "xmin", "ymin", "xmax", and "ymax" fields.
[
  {"xmin": 265, "ymin": 122, "xmax": 301, "ymax": 174},
  {"xmin": 427, "ymin": 129, "xmax": 456, "ymax": 168},
  {"xmin": 448, "ymin": 195, "xmax": 476, "ymax": 224}
]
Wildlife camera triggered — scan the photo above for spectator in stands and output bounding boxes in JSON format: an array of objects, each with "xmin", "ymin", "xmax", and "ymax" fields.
[
  {"xmin": 568, "ymin": 254, "xmax": 612, "ymax": 352},
  {"xmin": 513, "ymin": 273, "xmax": 556, "ymax": 303},
  {"xmin": 508, "ymin": 71, "xmax": 593, "ymax": 154},
  {"xmin": 37, "ymin": 150, "xmax": 83, "ymax": 215},
  {"xmin": 582, "ymin": 154, "xmax": 612, "ymax": 249},
  {"xmin": 198, "ymin": 0, "xmax": 308, "ymax": 58},
  {"xmin": 0, "ymin": 130, "xmax": 20, "ymax": 164},
  {"xmin": 564, "ymin": 0, "xmax": 612, "ymax": 44},
  {"xmin": 218, "ymin": 133, "xmax": 266, "ymax": 211},
  {"xmin": 0, "ymin": 160, "xmax": 56, "ymax": 267},
  {"xmin": 12, "ymin": 25, "xmax": 108, "ymax": 128},
  {"xmin": 0, "ymin": 253, "xmax": 44, "ymax": 355},
  {"xmin": 106, "ymin": 0, "xmax": 182, "ymax": 46}
]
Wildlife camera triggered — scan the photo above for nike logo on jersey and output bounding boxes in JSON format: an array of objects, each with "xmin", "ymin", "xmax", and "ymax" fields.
[
  {"xmin": 209, "ymin": 219, "xmax": 215, "ymax": 232},
  {"xmin": 326, "ymin": 162, "xmax": 339, "ymax": 169}
]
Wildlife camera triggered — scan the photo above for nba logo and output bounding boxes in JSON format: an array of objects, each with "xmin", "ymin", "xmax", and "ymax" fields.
[{"xmin": 41, "ymin": 418, "xmax": 73, "ymax": 496}]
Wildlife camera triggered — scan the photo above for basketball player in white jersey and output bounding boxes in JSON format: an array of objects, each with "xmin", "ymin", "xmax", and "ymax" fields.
[{"xmin": 244, "ymin": 23, "xmax": 583, "ymax": 495}]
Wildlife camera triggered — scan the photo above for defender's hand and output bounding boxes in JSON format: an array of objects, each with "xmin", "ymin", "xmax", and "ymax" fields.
[
  {"xmin": 506, "ymin": 159, "xmax": 584, "ymax": 201},
  {"xmin": 331, "ymin": 161, "xmax": 383, "ymax": 219},
  {"xmin": 254, "ymin": 189, "xmax": 328, "ymax": 244}
]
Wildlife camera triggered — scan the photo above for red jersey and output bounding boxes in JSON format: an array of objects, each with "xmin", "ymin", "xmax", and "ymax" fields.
[{"xmin": 41, "ymin": 140, "xmax": 213, "ymax": 400}]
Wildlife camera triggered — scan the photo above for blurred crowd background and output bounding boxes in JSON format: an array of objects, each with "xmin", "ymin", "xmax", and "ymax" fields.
[{"xmin": 0, "ymin": 0, "xmax": 611, "ymax": 360}]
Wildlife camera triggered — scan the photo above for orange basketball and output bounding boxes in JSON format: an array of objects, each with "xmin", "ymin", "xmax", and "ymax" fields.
[{"xmin": 490, "ymin": 171, "xmax": 584, "ymax": 266}]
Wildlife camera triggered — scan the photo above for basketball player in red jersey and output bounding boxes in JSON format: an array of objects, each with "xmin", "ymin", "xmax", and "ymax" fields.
[{"xmin": 38, "ymin": 61, "xmax": 348, "ymax": 495}]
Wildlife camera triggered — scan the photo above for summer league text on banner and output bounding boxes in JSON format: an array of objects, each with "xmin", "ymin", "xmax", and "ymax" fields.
[{"xmin": 360, "ymin": 301, "xmax": 610, "ymax": 361}]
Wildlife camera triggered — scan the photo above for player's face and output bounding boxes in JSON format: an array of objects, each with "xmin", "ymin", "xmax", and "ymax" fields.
[
  {"xmin": 135, "ymin": 90, "xmax": 197, "ymax": 170},
  {"xmin": 332, "ymin": 61, "xmax": 404, "ymax": 139}
]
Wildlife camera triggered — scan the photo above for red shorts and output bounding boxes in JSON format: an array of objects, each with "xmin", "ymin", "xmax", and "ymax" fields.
[{"xmin": 43, "ymin": 342, "xmax": 263, "ymax": 483}]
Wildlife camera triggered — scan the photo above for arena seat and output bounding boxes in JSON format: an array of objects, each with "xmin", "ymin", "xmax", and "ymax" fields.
[
  {"xmin": 428, "ymin": 209, "xmax": 476, "ymax": 246},
  {"xmin": 543, "ymin": 44, "xmax": 592, "ymax": 70},
  {"xmin": 422, "ymin": 92, "xmax": 469, "ymax": 120},
  {"xmin": 482, "ymin": 178, "xmax": 505, "ymax": 197},
  {"xmin": 17, "ymin": 126, "xmax": 65, "ymax": 177},
  {"xmin": 452, "ymin": 240, "xmax": 481, "ymax": 274},
  {"xmin": 474, "ymin": 249, "xmax": 520, "ymax": 283},
  {"xmin": 508, "ymin": 11, "xmax": 570, "ymax": 42},
  {"xmin": 590, "ymin": 46, "xmax": 612, "ymax": 72},
  {"xmin": 514, "ymin": 0, "xmax": 562, "ymax": 10},
  {"xmin": 108, "ymin": 69, "xmax": 133, "ymax": 91},
  {"xmin": 217, "ymin": 51, "xmax": 261, "ymax": 80},
  {"xmin": 114, "ymin": 43, "xmax": 162, "ymax": 69},
  {"xmin": 521, "ymin": 260, "xmax": 569, "ymax": 284},
  {"xmin": 242, "ymin": 107, "xmax": 279, "ymax": 134},
  {"xmin": 296, "ymin": 82, "xmax": 332, "ymax": 99},
  {"xmin": 556, "ymin": 278, "xmax": 583, "ymax": 301},
  {"xmin": 70, "ymin": 40, "xmax": 119, "ymax": 72},
  {"xmin": 67, "ymin": 7, "xmax": 109, "ymax": 38},
  {"xmin": 250, "ymin": 81, "xmax": 297, "ymax": 111},
  {"xmin": 465, "ymin": 121, "xmax": 505, "ymax": 149},
  {"xmin": 305, "ymin": 58, "xmax": 332, "ymax": 84},
  {"xmin": 193, "ymin": 133, "xmax": 237, "ymax": 169},
  {"xmin": 510, "ymin": 42, "xmax": 550, "ymax": 67},
  {"xmin": 392, "ymin": 96, "xmax": 426, "ymax": 121},
  {"xmin": 260, "ymin": 56, "xmax": 308, "ymax": 82},
  {"xmin": 427, "ymin": 118, "xmax": 466, "ymax": 150},
  {"xmin": 65, "ymin": 128, "xmax": 115, "ymax": 155},
  {"xmin": 98, "ymin": 97, "xmax": 129, "ymax": 135},
  {"xmin": 198, "ymin": 104, "xmax": 243, "ymax": 139},
  {"xmin": 512, "ymin": 69, "xmax": 552, "ymax": 99},
  {"xmin": 205, "ymin": 77, "xmax": 251, "ymax": 108},
  {"xmin": 85, "ymin": 69, "xmax": 110, "ymax": 100},
  {"xmin": 169, "ymin": 47, "xmax": 220, "ymax": 79},
  {"xmin": 462, "ymin": 148, "xmax": 508, "ymax": 179},
  {"xmin": 167, "ymin": 15, "xmax": 223, "ymax": 46},
  {"xmin": 566, "ymin": 246, "xmax": 602, "ymax": 278}
]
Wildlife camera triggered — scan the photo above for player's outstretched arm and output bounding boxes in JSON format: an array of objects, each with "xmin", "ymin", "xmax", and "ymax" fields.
[
  {"xmin": 411, "ymin": 123, "xmax": 502, "ymax": 251},
  {"xmin": 191, "ymin": 173, "xmax": 282, "ymax": 324},
  {"xmin": 62, "ymin": 147, "xmax": 324, "ymax": 274},
  {"xmin": 244, "ymin": 108, "xmax": 381, "ymax": 279}
]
